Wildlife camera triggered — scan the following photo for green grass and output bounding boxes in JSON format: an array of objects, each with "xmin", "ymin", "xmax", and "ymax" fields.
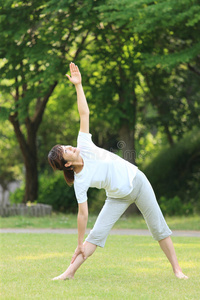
[
  {"xmin": 0, "ymin": 233, "xmax": 200, "ymax": 299},
  {"xmin": 0, "ymin": 213, "xmax": 200, "ymax": 230}
]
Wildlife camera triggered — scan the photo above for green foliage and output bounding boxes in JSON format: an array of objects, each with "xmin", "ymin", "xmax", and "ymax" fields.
[
  {"xmin": 37, "ymin": 172, "xmax": 77, "ymax": 213},
  {"xmin": 0, "ymin": 0, "xmax": 99, "ymax": 201},
  {"xmin": 0, "ymin": 121, "xmax": 23, "ymax": 192},
  {"xmin": 0, "ymin": 107, "xmax": 12, "ymax": 121},
  {"xmin": 1, "ymin": 0, "xmax": 200, "ymax": 209},
  {"xmin": 37, "ymin": 81, "xmax": 80, "ymax": 172},
  {"xmin": 97, "ymin": 0, "xmax": 200, "ymax": 66},
  {"xmin": 10, "ymin": 171, "xmax": 106, "ymax": 213},
  {"xmin": 143, "ymin": 128, "xmax": 200, "ymax": 214},
  {"xmin": 10, "ymin": 172, "xmax": 77, "ymax": 213},
  {"xmin": 9, "ymin": 183, "xmax": 25, "ymax": 204},
  {"xmin": 160, "ymin": 196, "xmax": 193, "ymax": 216}
]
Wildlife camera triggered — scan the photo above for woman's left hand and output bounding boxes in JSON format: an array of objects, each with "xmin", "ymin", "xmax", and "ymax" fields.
[
  {"xmin": 71, "ymin": 244, "xmax": 86, "ymax": 264},
  {"xmin": 66, "ymin": 62, "xmax": 82, "ymax": 86}
]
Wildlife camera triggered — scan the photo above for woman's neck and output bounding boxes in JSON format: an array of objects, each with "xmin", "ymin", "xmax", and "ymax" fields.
[{"xmin": 73, "ymin": 156, "xmax": 84, "ymax": 174}]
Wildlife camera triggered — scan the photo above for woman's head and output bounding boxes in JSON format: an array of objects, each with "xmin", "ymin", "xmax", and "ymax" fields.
[{"xmin": 48, "ymin": 144, "xmax": 75, "ymax": 186}]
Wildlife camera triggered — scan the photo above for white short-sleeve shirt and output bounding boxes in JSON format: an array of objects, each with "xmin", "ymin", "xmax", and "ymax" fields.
[{"xmin": 74, "ymin": 132, "xmax": 138, "ymax": 203}]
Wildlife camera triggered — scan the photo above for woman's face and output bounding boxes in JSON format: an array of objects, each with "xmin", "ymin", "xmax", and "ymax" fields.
[{"xmin": 62, "ymin": 145, "xmax": 80, "ymax": 163}]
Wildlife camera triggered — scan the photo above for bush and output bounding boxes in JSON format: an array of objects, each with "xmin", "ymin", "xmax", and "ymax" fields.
[
  {"xmin": 10, "ymin": 171, "xmax": 106, "ymax": 214},
  {"xmin": 160, "ymin": 196, "xmax": 194, "ymax": 216},
  {"xmin": 9, "ymin": 183, "xmax": 25, "ymax": 204},
  {"xmin": 143, "ymin": 128, "xmax": 200, "ymax": 214},
  {"xmin": 37, "ymin": 172, "xmax": 77, "ymax": 213}
]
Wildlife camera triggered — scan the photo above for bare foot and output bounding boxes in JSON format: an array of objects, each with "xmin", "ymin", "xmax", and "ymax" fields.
[
  {"xmin": 52, "ymin": 273, "xmax": 74, "ymax": 281},
  {"xmin": 174, "ymin": 271, "xmax": 189, "ymax": 279}
]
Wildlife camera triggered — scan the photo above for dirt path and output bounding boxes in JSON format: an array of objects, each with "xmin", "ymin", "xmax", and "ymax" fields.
[{"xmin": 1, "ymin": 228, "xmax": 200, "ymax": 237}]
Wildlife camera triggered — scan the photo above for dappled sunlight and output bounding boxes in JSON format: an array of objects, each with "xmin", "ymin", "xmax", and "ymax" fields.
[
  {"xmin": 173, "ymin": 243, "xmax": 200, "ymax": 249},
  {"xmin": 179, "ymin": 261, "xmax": 200, "ymax": 269},
  {"xmin": 2, "ymin": 234, "xmax": 200, "ymax": 299},
  {"xmin": 133, "ymin": 243, "xmax": 156, "ymax": 247},
  {"xmin": 135, "ymin": 257, "xmax": 163, "ymax": 262},
  {"xmin": 15, "ymin": 252, "xmax": 67, "ymax": 261},
  {"xmin": 133, "ymin": 267, "xmax": 159, "ymax": 274}
]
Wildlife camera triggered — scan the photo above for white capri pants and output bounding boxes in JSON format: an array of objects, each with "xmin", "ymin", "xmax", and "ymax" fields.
[{"xmin": 85, "ymin": 170, "xmax": 172, "ymax": 247}]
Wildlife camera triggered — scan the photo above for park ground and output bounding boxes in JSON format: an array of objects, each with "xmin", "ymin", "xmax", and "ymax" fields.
[{"xmin": 0, "ymin": 214, "xmax": 200, "ymax": 299}]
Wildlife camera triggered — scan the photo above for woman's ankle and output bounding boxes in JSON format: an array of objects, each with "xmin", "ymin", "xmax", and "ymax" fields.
[
  {"xmin": 63, "ymin": 269, "xmax": 75, "ymax": 279},
  {"xmin": 173, "ymin": 265, "xmax": 182, "ymax": 274}
]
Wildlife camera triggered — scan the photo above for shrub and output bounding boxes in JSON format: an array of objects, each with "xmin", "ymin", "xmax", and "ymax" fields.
[
  {"xmin": 10, "ymin": 171, "xmax": 106, "ymax": 214},
  {"xmin": 37, "ymin": 172, "xmax": 77, "ymax": 213},
  {"xmin": 143, "ymin": 128, "xmax": 200, "ymax": 214},
  {"xmin": 160, "ymin": 196, "xmax": 194, "ymax": 216},
  {"xmin": 9, "ymin": 183, "xmax": 25, "ymax": 204}
]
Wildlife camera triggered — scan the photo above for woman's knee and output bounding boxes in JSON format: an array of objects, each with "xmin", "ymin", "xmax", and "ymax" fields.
[
  {"xmin": 86, "ymin": 228, "xmax": 107, "ymax": 248},
  {"xmin": 149, "ymin": 224, "xmax": 172, "ymax": 241}
]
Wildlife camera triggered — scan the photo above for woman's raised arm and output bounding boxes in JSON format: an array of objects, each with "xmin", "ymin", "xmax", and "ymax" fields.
[{"xmin": 66, "ymin": 62, "xmax": 89, "ymax": 133}]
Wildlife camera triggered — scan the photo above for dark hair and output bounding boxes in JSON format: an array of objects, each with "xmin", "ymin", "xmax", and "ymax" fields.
[{"xmin": 48, "ymin": 144, "xmax": 74, "ymax": 186}]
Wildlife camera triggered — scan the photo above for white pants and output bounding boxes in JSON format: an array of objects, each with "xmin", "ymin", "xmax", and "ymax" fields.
[{"xmin": 85, "ymin": 170, "xmax": 172, "ymax": 247}]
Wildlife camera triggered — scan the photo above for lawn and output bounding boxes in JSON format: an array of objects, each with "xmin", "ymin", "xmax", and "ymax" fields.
[
  {"xmin": 0, "ymin": 214, "xmax": 200, "ymax": 230},
  {"xmin": 0, "ymin": 233, "xmax": 200, "ymax": 299}
]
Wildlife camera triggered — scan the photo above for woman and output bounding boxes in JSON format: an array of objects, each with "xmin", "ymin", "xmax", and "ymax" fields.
[{"xmin": 48, "ymin": 62, "xmax": 188, "ymax": 280}]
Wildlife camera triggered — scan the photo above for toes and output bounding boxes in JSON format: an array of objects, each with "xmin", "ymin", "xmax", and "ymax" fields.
[
  {"xmin": 52, "ymin": 276, "xmax": 63, "ymax": 281},
  {"xmin": 52, "ymin": 275, "xmax": 73, "ymax": 281},
  {"xmin": 175, "ymin": 272, "xmax": 189, "ymax": 279}
]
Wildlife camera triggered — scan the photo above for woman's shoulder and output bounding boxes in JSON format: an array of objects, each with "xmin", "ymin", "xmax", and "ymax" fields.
[
  {"xmin": 78, "ymin": 131, "xmax": 92, "ymax": 137},
  {"xmin": 77, "ymin": 131, "xmax": 96, "ymax": 149}
]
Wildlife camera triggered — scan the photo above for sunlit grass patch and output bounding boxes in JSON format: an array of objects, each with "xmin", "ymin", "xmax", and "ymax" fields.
[
  {"xmin": 1, "ymin": 234, "xmax": 200, "ymax": 299},
  {"xmin": 15, "ymin": 252, "xmax": 67, "ymax": 261}
]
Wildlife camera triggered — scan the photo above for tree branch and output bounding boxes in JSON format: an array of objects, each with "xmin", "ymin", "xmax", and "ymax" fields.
[
  {"xmin": 188, "ymin": 64, "xmax": 200, "ymax": 77},
  {"xmin": 32, "ymin": 81, "xmax": 58, "ymax": 132},
  {"xmin": 20, "ymin": 62, "xmax": 28, "ymax": 97},
  {"xmin": 9, "ymin": 113, "xmax": 30, "ymax": 161},
  {"xmin": 15, "ymin": 77, "xmax": 19, "ymax": 101},
  {"xmin": 73, "ymin": 30, "xmax": 90, "ymax": 60}
]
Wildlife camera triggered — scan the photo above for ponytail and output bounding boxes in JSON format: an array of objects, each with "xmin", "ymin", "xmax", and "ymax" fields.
[
  {"xmin": 48, "ymin": 144, "xmax": 75, "ymax": 186},
  {"xmin": 63, "ymin": 166, "xmax": 74, "ymax": 186}
]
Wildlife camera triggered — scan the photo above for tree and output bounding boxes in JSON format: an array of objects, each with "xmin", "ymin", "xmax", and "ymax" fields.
[
  {"xmin": 0, "ymin": 0, "xmax": 95, "ymax": 202},
  {"xmin": 80, "ymin": 27, "xmax": 144, "ymax": 165},
  {"xmin": 96, "ymin": 0, "xmax": 200, "ymax": 145}
]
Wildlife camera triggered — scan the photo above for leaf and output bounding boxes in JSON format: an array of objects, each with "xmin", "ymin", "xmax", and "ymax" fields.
[{"xmin": 0, "ymin": 106, "xmax": 11, "ymax": 121}]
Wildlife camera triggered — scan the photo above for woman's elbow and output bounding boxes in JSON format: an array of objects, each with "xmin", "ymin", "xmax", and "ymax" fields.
[{"xmin": 78, "ymin": 203, "xmax": 88, "ymax": 217}]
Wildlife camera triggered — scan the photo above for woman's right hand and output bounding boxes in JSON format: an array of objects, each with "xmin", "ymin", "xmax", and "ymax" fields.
[
  {"xmin": 71, "ymin": 244, "xmax": 86, "ymax": 264},
  {"xmin": 66, "ymin": 62, "xmax": 82, "ymax": 86}
]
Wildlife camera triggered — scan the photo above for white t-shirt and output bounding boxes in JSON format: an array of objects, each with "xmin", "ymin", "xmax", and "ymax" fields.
[{"xmin": 74, "ymin": 132, "xmax": 138, "ymax": 203}]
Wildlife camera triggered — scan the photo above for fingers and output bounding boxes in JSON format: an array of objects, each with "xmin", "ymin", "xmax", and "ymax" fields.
[
  {"xmin": 66, "ymin": 74, "xmax": 71, "ymax": 80},
  {"xmin": 70, "ymin": 247, "xmax": 86, "ymax": 264},
  {"xmin": 82, "ymin": 249, "xmax": 86, "ymax": 260},
  {"xmin": 70, "ymin": 62, "xmax": 79, "ymax": 73},
  {"xmin": 70, "ymin": 62, "xmax": 75, "ymax": 73},
  {"xmin": 70, "ymin": 248, "xmax": 80, "ymax": 264},
  {"xmin": 71, "ymin": 252, "xmax": 77, "ymax": 264}
]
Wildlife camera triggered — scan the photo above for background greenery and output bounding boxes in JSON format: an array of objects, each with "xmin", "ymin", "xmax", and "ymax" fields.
[
  {"xmin": 1, "ymin": 214, "xmax": 200, "ymax": 230},
  {"xmin": 0, "ymin": 0, "xmax": 200, "ymax": 215}
]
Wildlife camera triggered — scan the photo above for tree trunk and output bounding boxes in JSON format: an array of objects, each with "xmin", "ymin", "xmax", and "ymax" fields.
[
  {"xmin": 118, "ymin": 88, "xmax": 139, "ymax": 214},
  {"xmin": 119, "ymin": 124, "xmax": 136, "ymax": 165},
  {"xmin": 118, "ymin": 85, "xmax": 137, "ymax": 165},
  {"xmin": 24, "ymin": 160, "xmax": 38, "ymax": 203},
  {"xmin": 9, "ymin": 114, "xmax": 38, "ymax": 202},
  {"xmin": 119, "ymin": 123, "xmax": 139, "ymax": 215},
  {"xmin": 23, "ymin": 116, "xmax": 39, "ymax": 202},
  {"xmin": 9, "ymin": 81, "xmax": 58, "ymax": 203}
]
